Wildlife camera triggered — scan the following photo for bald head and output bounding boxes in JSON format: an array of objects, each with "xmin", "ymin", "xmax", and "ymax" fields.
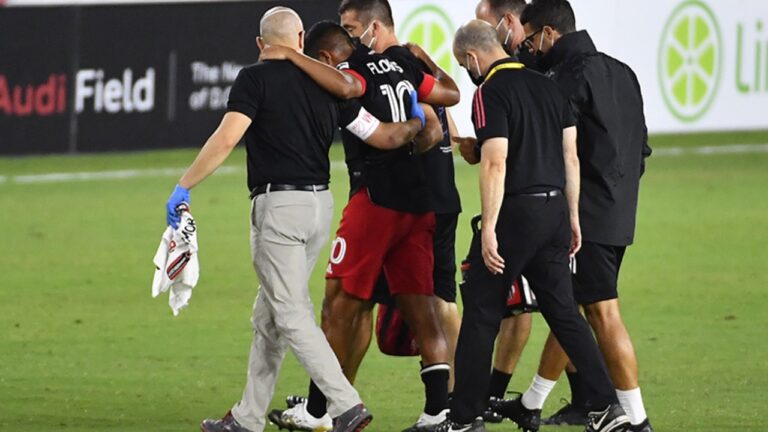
[
  {"xmin": 453, "ymin": 19, "xmax": 504, "ymax": 58},
  {"xmin": 259, "ymin": 6, "xmax": 304, "ymax": 49}
]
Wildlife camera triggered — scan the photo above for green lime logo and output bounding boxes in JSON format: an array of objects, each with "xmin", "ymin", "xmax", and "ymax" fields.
[
  {"xmin": 659, "ymin": 0, "xmax": 723, "ymax": 122},
  {"xmin": 399, "ymin": 5, "xmax": 457, "ymax": 78}
]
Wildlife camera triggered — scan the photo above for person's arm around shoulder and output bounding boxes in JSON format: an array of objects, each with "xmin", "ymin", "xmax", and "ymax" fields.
[
  {"xmin": 562, "ymin": 125, "xmax": 581, "ymax": 257},
  {"xmin": 259, "ymin": 45, "xmax": 364, "ymax": 100},
  {"xmin": 166, "ymin": 112, "xmax": 251, "ymax": 227},
  {"xmin": 342, "ymin": 91, "xmax": 426, "ymax": 150},
  {"xmin": 405, "ymin": 43, "xmax": 460, "ymax": 107},
  {"xmin": 480, "ymin": 138, "xmax": 508, "ymax": 275}
]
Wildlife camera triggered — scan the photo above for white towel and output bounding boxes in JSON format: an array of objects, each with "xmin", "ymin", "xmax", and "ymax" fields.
[{"xmin": 152, "ymin": 211, "xmax": 199, "ymax": 315}]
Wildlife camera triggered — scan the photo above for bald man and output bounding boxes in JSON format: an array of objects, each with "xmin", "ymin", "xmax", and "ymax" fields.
[
  {"xmin": 439, "ymin": 21, "xmax": 629, "ymax": 432},
  {"xmin": 166, "ymin": 6, "xmax": 432, "ymax": 432}
]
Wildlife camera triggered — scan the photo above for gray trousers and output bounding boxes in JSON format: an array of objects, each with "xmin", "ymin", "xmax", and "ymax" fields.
[{"xmin": 231, "ymin": 189, "xmax": 361, "ymax": 431}]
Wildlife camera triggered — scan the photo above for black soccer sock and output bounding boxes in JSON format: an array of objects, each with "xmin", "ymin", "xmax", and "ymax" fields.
[
  {"xmin": 306, "ymin": 380, "xmax": 328, "ymax": 418},
  {"xmin": 421, "ymin": 363, "xmax": 450, "ymax": 416},
  {"xmin": 566, "ymin": 370, "xmax": 587, "ymax": 408},
  {"xmin": 488, "ymin": 368, "xmax": 513, "ymax": 399}
]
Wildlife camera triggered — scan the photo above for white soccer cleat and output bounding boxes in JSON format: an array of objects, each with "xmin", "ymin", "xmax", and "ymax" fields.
[{"xmin": 276, "ymin": 401, "xmax": 333, "ymax": 432}]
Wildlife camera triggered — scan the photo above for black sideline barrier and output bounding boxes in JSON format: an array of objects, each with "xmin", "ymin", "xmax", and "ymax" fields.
[{"xmin": 0, "ymin": 1, "xmax": 337, "ymax": 155}]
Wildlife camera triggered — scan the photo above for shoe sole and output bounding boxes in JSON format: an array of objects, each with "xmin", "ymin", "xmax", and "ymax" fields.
[{"xmin": 352, "ymin": 417, "xmax": 372, "ymax": 432}]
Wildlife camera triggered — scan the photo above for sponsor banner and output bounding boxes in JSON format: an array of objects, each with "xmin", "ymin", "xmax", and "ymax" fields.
[
  {"xmin": 391, "ymin": 0, "xmax": 768, "ymax": 135},
  {"xmin": 0, "ymin": 1, "xmax": 337, "ymax": 154}
]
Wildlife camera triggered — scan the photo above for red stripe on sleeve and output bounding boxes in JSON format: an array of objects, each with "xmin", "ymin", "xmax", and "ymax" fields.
[
  {"xmin": 473, "ymin": 86, "xmax": 486, "ymax": 128},
  {"xmin": 417, "ymin": 72, "xmax": 436, "ymax": 100},
  {"xmin": 343, "ymin": 69, "xmax": 367, "ymax": 95}
]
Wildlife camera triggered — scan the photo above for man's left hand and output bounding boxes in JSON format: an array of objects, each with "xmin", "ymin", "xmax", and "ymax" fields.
[
  {"xmin": 481, "ymin": 229, "xmax": 505, "ymax": 275},
  {"xmin": 408, "ymin": 90, "xmax": 426, "ymax": 128},
  {"xmin": 404, "ymin": 43, "xmax": 431, "ymax": 63}
]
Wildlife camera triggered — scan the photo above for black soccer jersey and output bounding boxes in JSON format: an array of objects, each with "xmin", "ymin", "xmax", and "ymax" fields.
[
  {"xmin": 384, "ymin": 45, "xmax": 462, "ymax": 215},
  {"xmin": 339, "ymin": 45, "xmax": 431, "ymax": 213}
]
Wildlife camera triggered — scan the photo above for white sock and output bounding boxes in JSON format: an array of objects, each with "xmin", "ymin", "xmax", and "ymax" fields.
[
  {"xmin": 521, "ymin": 374, "xmax": 557, "ymax": 410},
  {"xmin": 616, "ymin": 388, "xmax": 647, "ymax": 425}
]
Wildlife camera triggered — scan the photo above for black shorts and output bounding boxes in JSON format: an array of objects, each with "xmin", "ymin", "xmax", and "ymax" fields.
[
  {"xmin": 371, "ymin": 212, "xmax": 458, "ymax": 305},
  {"xmin": 572, "ymin": 241, "xmax": 626, "ymax": 305}
]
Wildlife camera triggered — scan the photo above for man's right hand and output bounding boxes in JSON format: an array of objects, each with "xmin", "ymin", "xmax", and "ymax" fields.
[
  {"xmin": 259, "ymin": 45, "xmax": 294, "ymax": 62},
  {"xmin": 166, "ymin": 184, "xmax": 190, "ymax": 229},
  {"xmin": 453, "ymin": 136, "xmax": 480, "ymax": 165}
]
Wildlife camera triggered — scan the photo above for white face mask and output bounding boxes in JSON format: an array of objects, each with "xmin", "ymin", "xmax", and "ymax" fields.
[
  {"xmin": 496, "ymin": 17, "xmax": 513, "ymax": 47},
  {"xmin": 360, "ymin": 22, "xmax": 377, "ymax": 49},
  {"xmin": 465, "ymin": 53, "xmax": 483, "ymax": 85}
]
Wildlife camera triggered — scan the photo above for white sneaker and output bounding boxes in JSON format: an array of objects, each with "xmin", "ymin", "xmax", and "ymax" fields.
[
  {"xmin": 278, "ymin": 401, "xmax": 333, "ymax": 432},
  {"xmin": 403, "ymin": 409, "xmax": 450, "ymax": 431}
]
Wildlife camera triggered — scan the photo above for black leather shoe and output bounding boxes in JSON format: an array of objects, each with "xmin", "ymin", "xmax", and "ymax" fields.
[
  {"xmin": 490, "ymin": 395, "xmax": 541, "ymax": 432},
  {"xmin": 200, "ymin": 410, "xmax": 253, "ymax": 432},
  {"xmin": 332, "ymin": 404, "xmax": 373, "ymax": 432}
]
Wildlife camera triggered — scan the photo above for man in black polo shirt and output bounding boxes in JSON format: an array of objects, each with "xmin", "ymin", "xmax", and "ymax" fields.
[
  {"xmin": 513, "ymin": 2, "xmax": 653, "ymax": 430},
  {"xmin": 257, "ymin": 21, "xmax": 452, "ymax": 431},
  {"xmin": 163, "ymin": 7, "xmax": 428, "ymax": 432},
  {"xmin": 440, "ymin": 21, "xmax": 629, "ymax": 432}
]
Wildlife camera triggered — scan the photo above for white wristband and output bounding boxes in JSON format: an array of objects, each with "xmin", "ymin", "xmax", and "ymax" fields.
[{"xmin": 345, "ymin": 107, "xmax": 381, "ymax": 141}]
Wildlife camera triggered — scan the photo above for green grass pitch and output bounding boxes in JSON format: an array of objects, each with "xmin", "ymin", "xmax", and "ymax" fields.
[{"xmin": 1, "ymin": 134, "xmax": 766, "ymax": 431}]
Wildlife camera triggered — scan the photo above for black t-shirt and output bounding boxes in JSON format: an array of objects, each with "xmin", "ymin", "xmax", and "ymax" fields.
[
  {"xmin": 339, "ymin": 45, "xmax": 431, "ymax": 213},
  {"xmin": 384, "ymin": 45, "xmax": 462, "ymax": 215},
  {"xmin": 472, "ymin": 58, "xmax": 576, "ymax": 194},
  {"xmin": 227, "ymin": 61, "xmax": 358, "ymax": 191}
]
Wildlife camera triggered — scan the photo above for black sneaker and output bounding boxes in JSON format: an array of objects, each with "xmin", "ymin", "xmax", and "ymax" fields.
[
  {"xmin": 628, "ymin": 418, "xmax": 653, "ymax": 432},
  {"xmin": 286, "ymin": 395, "xmax": 308, "ymax": 409},
  {"xmin": 541, "ymin": 399, "xmax": 588, "ymax": 426},
  {"xmin": 490, "ymin": 395, "xmax": 541, "ymax": 432},
  {"xmin": 434, "ymin": 418, "xmax": 487, "ymax": 432},
  {"xmin": 481, "ymin": 406, "xmax": 503, "ymax": 424},
  {"xmin": 200, "ymin": 410, "xmax": 254, "ymax": 432},
  {"xmin": 585, "ymin": 404, "xmax": 630, "ymax": 432},
  {"xmin": 332, "ymin": 404, "xmax": 373, "ymax": 432}
]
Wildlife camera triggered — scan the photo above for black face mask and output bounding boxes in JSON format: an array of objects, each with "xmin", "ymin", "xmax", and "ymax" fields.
[
  {"xmin": 350, "ymin": 37, "xmax": 363, "ymax": 48},
  {"xmin": 518, "ymin": 48, "xmax": 543, "ymax": 72},
  {"xmin": 466, "ymin": 67, "xmax": 485, "ymax": 87}
]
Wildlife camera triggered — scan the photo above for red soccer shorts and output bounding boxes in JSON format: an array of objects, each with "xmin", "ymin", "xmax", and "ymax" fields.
[{"xmin": 326, "ymin": 188, "xmax": 435, "ymax": 300}]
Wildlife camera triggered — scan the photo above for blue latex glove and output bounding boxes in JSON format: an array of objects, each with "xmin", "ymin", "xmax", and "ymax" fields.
[
  {"xmin": 408, "ymin": 90, "xmax": 426, "ymax": 129},
  {"xmin": 166, "ymin": 184, "xmax": 190, "ymax": 229}
]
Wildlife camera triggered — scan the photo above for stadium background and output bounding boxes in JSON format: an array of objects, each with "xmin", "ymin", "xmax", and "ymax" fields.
[{"xmin": 1, "ymin": 0, "xmax": 766, "ymax": 431}]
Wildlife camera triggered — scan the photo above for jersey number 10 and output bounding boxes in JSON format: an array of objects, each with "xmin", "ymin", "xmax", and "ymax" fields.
[{"xmin": 379, "ymin": 81, "xmax": 417, "ymax": 122}]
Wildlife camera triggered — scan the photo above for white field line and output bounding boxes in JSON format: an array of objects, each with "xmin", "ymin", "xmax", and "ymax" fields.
[{"xmin": 1, "ymin": 143, "xmax": 767, "ymax": 185}]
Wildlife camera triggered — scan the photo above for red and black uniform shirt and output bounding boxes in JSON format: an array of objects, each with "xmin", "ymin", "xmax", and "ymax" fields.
[
  {"xmin": 338, "ymin": 45, "xmax": 431, "ymax": 214},
  {"xmin": 384, "ymin": 45, "xmax": 462, "ymax": 215}
]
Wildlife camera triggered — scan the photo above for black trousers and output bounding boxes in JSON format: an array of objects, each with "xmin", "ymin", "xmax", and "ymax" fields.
[{"xmin": 450, "ymin": 194, "xmax": 617, "ymax": 423}]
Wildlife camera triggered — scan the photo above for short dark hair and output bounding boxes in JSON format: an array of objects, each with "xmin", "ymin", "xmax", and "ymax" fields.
[
  {"xmin": 486, "ymin": 0, "xmax": 527, "ymax": 18},
  {"xmin": 338, "ymin": 0, "xmax": 395, "ymax": 28},
  {"xmin": 305, "ymin": 20, "xmax": 355, "ymax": 59},
  {"xmin": 520, "ymin": 0, "xmax": 576, "ymax": 34}
]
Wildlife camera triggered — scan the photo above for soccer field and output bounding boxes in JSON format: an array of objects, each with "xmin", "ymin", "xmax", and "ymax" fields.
[{"xmin": 1, "ymin": 134, "xmax": 767, "ymax": 432}]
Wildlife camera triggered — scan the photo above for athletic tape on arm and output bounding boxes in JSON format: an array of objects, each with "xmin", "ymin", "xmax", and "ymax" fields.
[{"xmin": 345, "ymin": 107, "xmax": 381, "ymax": 141}]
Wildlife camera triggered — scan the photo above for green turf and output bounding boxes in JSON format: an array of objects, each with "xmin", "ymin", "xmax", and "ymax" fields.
[{"xmin": 1, "ymin": 141, "xmax": 766, "ymax": 431}]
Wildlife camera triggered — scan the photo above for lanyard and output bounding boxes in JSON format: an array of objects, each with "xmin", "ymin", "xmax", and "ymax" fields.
[{"xmin": 484, "ymin": 62, "xmax": 525, "ymax": 83}]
